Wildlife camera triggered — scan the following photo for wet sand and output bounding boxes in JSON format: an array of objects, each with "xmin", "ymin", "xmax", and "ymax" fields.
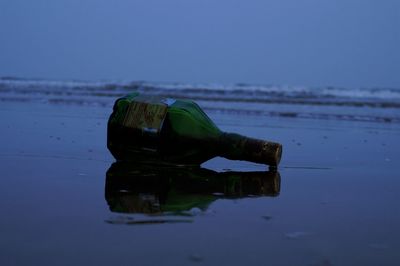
[{"xmin": 0, "ymin": 99, "xmax": 399, "ymax": 266}]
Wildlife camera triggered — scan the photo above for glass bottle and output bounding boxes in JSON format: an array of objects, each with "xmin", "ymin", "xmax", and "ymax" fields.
[{"xmin": 107, "ymin": 93, "xmax": 282, "ymax": 166}]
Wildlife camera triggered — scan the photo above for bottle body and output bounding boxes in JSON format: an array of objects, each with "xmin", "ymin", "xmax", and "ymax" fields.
[{"xmin": 107, "ymin": 93, "xmax": 282, "ymax": 166}]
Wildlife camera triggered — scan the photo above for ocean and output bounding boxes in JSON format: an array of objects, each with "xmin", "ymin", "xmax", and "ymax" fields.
[{"xmin": 1, "ymin": 77, "xmax": 400, "ymax": 124}]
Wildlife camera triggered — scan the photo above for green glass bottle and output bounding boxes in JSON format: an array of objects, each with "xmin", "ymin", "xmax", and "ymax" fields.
[{"xmin": 107, "ymin": 93, "xmax": 282, "ymax": 166}]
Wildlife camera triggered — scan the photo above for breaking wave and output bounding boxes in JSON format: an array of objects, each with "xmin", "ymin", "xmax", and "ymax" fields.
[{"xmin": 1, "ymin": 77, "xmax": 400, "ymax": 124}]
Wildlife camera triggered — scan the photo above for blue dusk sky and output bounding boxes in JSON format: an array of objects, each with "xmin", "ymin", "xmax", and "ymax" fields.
[{"xmin": 0, "ymin": 0, "xmax": 399, "ymax": 88}]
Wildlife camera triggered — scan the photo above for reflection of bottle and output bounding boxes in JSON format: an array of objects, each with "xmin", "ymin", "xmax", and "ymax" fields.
[
  {"xmin": 105, "ymin": 162, "xmax": 281, "ymax": 215},
  {"xmin": 107, "ymin": 93, "xmax": 282, "ymax": 166}
]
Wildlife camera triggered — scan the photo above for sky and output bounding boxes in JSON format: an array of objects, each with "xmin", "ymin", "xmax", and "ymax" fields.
[{"xmin": 0, "ymin": 0, "xmax": 399, "ymax": 88}]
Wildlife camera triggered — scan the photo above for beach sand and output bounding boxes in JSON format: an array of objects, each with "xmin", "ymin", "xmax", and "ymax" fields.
[{"xmin": 0, "ymin": 95, "xmax": 399, "ymax": 265}]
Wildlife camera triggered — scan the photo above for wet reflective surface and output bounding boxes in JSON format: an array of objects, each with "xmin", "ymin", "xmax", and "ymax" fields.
[
  {"xmin": 105, "ymin": 162, "xmax": 280, "ymax": 223},
  {"xmin": 1, "ymin": 102, "xmax": 400, "ymax": 265}
]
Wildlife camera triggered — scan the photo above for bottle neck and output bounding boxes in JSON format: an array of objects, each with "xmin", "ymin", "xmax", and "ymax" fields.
[{"xmin": 218, "ymin": 132, "xmax": 282, "ymax": 167}]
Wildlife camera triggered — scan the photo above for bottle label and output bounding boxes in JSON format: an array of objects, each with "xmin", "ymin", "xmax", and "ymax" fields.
[{"xmin": 123, "ymin": 97, "xmax": 168, "ymax": 134}]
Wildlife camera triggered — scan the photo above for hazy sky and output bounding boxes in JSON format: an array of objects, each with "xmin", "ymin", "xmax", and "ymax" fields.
[{"xmin": 0, "ymin": 0, "xmax": 399, "ymax": 87}]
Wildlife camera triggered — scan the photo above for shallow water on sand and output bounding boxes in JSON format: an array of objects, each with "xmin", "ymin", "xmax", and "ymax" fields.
[{"xmin": 0, "ymin": 99, "xmax": 399, "ymax": 266}]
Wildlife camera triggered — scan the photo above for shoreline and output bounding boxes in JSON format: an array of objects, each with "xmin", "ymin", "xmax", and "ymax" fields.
[{"xmin": 0, "ymin": 97, "xmax": 399, "ymax": 265}]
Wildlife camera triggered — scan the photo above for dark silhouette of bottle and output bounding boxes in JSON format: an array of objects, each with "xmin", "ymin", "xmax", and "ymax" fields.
[
  {"xmin": 107, "ymin": 93, "xmax": 282, "ymax": 166},
  {"xmin": 105, "ymin": 161, "xmax": 281, "ymax": 215}
]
